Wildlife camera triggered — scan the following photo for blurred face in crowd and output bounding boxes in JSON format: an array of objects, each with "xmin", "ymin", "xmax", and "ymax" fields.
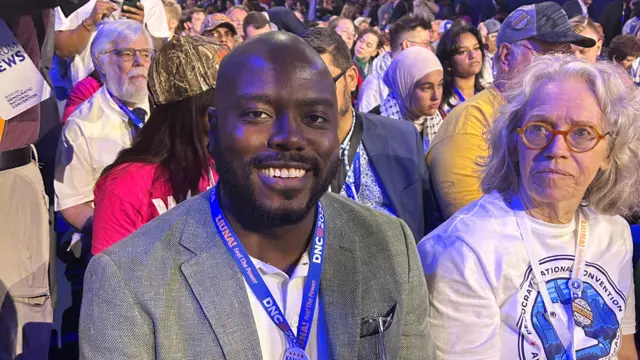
[
  {"xmin": 451, "ymin": 32, "xmax": 482, "ymax": 78},
  {"xmin": 246, "ymin": 24, "xmax": 271, "ymax": 39},
  {"xmin": 186, "ymin": 0, "xmax": 197, "ymax": 8},
  {"xmin": 354, "ymin": 32, "xmax": 380, "ymax": 62},
  {"xmin": 335, "ymin": 19, "xmax": 356, "ymax": 49},
  {"xmin": 410, "ymin": 70, "xmax": 443, "ymax": 117},
  {"xmin": 618, "ymin": 55, "xmax": 637, "ymax": 70},
  {"xmin": 496, "ymin": 39, "xmax": 572, "ymax": 84},
  {"xmin": 294, "ymin": 10, "xmax": 305, "ymax": 22},
  {"xmin": 357, "ymin": 21, "xmax": 370, "ymax": 32},
  {"xmin": 486, "ymin": 32, "xmax": 498, "ymax": 54},
  {"xmin": 205, "ymin": 26, "xmax": 237, "ymax": 49},
  {"xmin": 400, "ymin": 26, "xmax": 431, "ymax": 51},
  {"xmin": 571, "ymin": 28, "xmax": 602, "ymax": 64},
  {"xmin": 430, "ymin": 20, "xmax": 442, "ymax": 43},
  {"xmin": 518, "ymin": 78, "xmax": 609, "ymax": 209},
  {"xmin": 210, "ymin": 36, "xmax": 340, "ymax": 226},
  {"xmin": 190, "ymin": 11, "xmax": 206, "ymax": 34},
  {"xmin": 101, "ymin": 33, "xmax": 152, "ymax": 105},
  {"xmin": 319, "ymin": 53, "xmax": 359, "ymax": 141},
  {"xmin": 228, "ymin": 8, "xmax": 248, "ymax": 37}
]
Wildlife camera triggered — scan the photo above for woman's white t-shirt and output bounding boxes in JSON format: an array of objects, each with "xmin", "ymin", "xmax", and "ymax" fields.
[{"xmin": 417, "ymin": 192, "xmax": 636, "ymax": 360}]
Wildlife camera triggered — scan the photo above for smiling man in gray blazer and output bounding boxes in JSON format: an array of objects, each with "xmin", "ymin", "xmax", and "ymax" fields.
[{"xmin": 79, "ymin": 32, "xmax": 433, "ymax": 360}]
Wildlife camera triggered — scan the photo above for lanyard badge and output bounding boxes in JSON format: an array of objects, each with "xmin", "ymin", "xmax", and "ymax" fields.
[
  {"xmin": 107, "ymin": 89, "xmax": 145, "ymax": 130},
  {"xmin": 512, "ymin": 195, "xmax": 589, "ymax": 358},
  {"xmin": 209, "ymin": 185, "xmax": 325, "ymax": 360}
]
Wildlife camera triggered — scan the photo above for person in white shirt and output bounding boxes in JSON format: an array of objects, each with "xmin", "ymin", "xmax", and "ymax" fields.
[
  {"xmin": 357, "ymin": 15, "xmax": 432, "ymax": 113},
  {"xmin": 418, "ymin": 55, "xmax": 640, "ymax": 359},
  {"xmin": 54, "ymin": 0, "xmax": 169, "ymax": 85},
  {"xmin": 55, "ymin": 19, "xmax": 152, "ymax": 237}
]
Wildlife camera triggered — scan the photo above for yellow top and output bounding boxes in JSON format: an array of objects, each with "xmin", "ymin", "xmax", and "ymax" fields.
[{"xmin": 426, "ymin": 86, "xmax": 504, "ymax": 218}]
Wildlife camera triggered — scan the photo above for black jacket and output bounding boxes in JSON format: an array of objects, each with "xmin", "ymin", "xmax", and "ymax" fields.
[
  {"xmin": 599, "ymin": 0, "xmax": 631, "ymax": 47},
  {"xmin": 266, "ymin": 7, "xmax": 307, "ymax": 34},
  {"xmin": 563, "ymin": 0, "xmax": 594, "ymax": 19}
]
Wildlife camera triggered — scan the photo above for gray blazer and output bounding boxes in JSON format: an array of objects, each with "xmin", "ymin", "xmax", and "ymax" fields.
[{"xmin": 80, "ymin": 190, "xmax": 433, "ymax": 359}]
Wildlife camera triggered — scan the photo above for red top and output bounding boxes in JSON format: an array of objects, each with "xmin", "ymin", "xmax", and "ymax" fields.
[
  {"xmin": 92, "ymin": 161, "xmax": 218, "ymax": 254},
  {"xmin": 62, "ymin": 76, "xmax": 101, "ymax": 123}
]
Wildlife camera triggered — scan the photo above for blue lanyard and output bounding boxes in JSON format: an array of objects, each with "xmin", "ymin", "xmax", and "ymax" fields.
[
  {"xmin": 344, "ymin": 149, "xmax": 361, "ymax": 201},
  {"xmin": 209, "ymin": 185, "xmax": 325, "ymax": 351},
  {"xmin": 453, "ymin": 87, "xmax": 476, "ymax": 104},
  {"xmin": 107, "ymin": 90, "xmax": 145, "ymax": 130}
]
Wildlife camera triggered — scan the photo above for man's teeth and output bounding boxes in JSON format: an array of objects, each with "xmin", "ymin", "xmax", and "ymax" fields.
[{"xmin": 260, "ymin": 168, "xmax": 307, "ymax": 178}]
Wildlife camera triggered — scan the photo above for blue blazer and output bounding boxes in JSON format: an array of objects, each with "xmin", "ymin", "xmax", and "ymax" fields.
[{"xmin": 358, "ymin": 112, "xmax": 443, "ymax": 240}]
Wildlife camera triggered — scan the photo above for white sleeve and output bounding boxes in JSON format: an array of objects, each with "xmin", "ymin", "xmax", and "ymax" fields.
[
  {"xmin": 54, "ymin": 120, "xmax": 97, "ymax": 211},
  {"xmin": 357, "ymin": 74, "xmax": 381, "ymax": 113},
  {"xmin": 418, "ymin": 234, "xmax": 501, "ymax": 360},
  {"xmin": 55, "ymin": 7, "xmax": 71, "ymax": 30},
  {"xmin": 621, "ymin": 225, "xmax": 636, "ymax": 335},
  {"xmin": 55, "ymin": 0, "xmax": 94, "ymax": 31},
  {"xmin": 141, "ymin": 0, "xmax": 171, "ymax": 38}
]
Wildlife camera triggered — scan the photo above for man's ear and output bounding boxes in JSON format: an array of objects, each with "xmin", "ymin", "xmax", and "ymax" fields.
[
  {"xmin": 346, "ymin": 65, "xmax": 359, "ymax": 92},
  {"xmin": 497, "ymin": 42, "xmax": 512, "ymax": 73}
]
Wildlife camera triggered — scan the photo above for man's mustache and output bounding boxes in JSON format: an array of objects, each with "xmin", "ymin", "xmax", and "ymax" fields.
[
  {"xmin": 251, "ymin": 152, "xmax": 319, "ymax": 169},
  {"xmin": 127, "ymin": 67, "xmax": 148, "ymax": 80}
]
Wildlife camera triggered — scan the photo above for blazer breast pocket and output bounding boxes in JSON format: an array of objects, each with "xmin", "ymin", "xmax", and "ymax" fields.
[{"xmin": 359, "ymin": 303, "xmax": 397, "ymax": 338}]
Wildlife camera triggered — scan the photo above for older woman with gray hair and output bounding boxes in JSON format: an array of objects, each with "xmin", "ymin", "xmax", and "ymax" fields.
[{"xmin": 418, "ymin": 55, "xmax": 640, "ymax": 359}]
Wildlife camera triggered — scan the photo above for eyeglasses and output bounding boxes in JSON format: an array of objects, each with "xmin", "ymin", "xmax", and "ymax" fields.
[
  {"xmin": 517, "ymin": 122, "xmax": 611, "ymax": 153},
  {"xmin": 405, "ymin": 39, "xmax": 431, "ymax": 48},
  {"xmin": 333, "ymin": 68, "xmax": 349, "ymax": 83},
  {"xmin": 104, "ymin": 48, "xmax": 155, "ymax": 62},
  {"xmin": 336, "ymin": 27, "xmax": 356, "ymax": 39}
]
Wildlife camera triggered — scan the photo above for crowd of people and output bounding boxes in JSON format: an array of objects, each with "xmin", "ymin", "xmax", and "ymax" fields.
[{"xmin": 4, "ymin": 0, "xmax": 640, "ymax": 359}]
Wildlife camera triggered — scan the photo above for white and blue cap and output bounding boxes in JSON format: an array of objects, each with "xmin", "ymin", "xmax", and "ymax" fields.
[{"xmin": 497, "ymin": 2, "xmax": 596, "ymax": 48}]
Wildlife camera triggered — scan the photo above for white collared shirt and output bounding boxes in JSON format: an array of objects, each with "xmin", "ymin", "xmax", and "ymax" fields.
[
  {"xmin": 54, "ymin": 86, "xmax": 149, "ymax": 211},
  {"xmin": 578, "ymin": 0, "xmax": 588, "ymax": 16},
  {"xmin": 54, "ymin": 0, "xmax": 170, "ymax": 85},
  {"xmin": 245, "ymin": 252, "xmax": 327, "ymax": 360}
]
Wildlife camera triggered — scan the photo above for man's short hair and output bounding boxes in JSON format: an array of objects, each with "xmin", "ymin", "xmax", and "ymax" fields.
[
  {"xmin": 298, "ymin": 27, "xmax": 352, "ymax": 72},
  {"xmin": 245, "ymin": 0, "xmax": 265, "ymax": 12},
  {"xmin": 608, "ymin": 34, "xmax": 640, "ymax": 62},
  {"xmin": 327, "ymin": 16, "xmax": 351, "ymax": 32},
  {"xmin": 389, "ymin": 15, "xmax": 432, "ymax": 52},
  {"xmin": 226, "ymin": 5, "xmax": 249, "ymax": 15},
  {"xmin": 186, "ymin": 7, "xmax": 205, "ymax": 21},
  {"xmin": 163, "ymin": 0, "xmax": 182, "ymax": 21},
  {"xmin": 243, "ymin": 11, "xmax": 270, "ymax": 35},
  {"xmin": 90, "ymin": 20, "xmax": 153, "ymax": 79}
]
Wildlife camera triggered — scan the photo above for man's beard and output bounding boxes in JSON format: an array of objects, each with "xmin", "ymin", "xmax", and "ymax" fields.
[
  {"xmin": 210, "ymin": 131, "xmax": 340, "ymax": 229},
  {"xmin": 339, "ymin": 83, "xmax": 351, "ymax": 118},
  {"xmin": 105, "ymin": 66, "xmax": 149, "ymax": 105}
]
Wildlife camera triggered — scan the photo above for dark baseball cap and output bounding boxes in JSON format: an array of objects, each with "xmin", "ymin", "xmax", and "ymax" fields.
[
  {"xmin": 497, "ymin": 2, "xmax": 596, "ymax": 48},
  {"xmin": 201, "ymin": 13, "xmax": 237, "ymax": 36}
]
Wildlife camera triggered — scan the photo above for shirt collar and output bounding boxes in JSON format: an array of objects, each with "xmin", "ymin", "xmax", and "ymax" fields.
[
  {"xmin": 339, "ymin": 109, "xmax": 356, "ymax": 158},
  {"xmin": 250, "ymin": 251, "xmax": 310, "ymax": 279},
  {"xmin": 102, "ymin": 86, "xmax": 150, "ymax": 123}
]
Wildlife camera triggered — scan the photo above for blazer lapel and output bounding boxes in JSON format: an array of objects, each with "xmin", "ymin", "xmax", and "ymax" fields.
[
  {"xmin": 320, "ymin": 196, "xmax": 361, "ymax": 359},
  {"xmin": 179, "ymin": 194, "xmax": 263, "ymax": 360},
  {"xmin": 359, "ymin": 113, "xmax": 406, "ymax": 218}
]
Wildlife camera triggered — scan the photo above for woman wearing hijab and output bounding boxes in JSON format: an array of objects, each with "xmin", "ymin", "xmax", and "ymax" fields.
[
  {"xmin": 92, "ymin": 36, "xmax": 228, "ymax": 254},
  {"xmin": 373, "ymin": 46, "xmax": 444, "ymax": 153}
]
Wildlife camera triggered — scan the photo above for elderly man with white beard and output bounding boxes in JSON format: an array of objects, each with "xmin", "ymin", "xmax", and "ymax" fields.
[{"xmin": 55, "ymin": 19, "xmax": 153, "ymax": 251}]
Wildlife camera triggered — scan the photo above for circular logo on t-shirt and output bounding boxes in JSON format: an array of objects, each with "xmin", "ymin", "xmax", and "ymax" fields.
[{"xmin": 516, "ymin": 256, "xmax": 626, "ymax": 360}]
